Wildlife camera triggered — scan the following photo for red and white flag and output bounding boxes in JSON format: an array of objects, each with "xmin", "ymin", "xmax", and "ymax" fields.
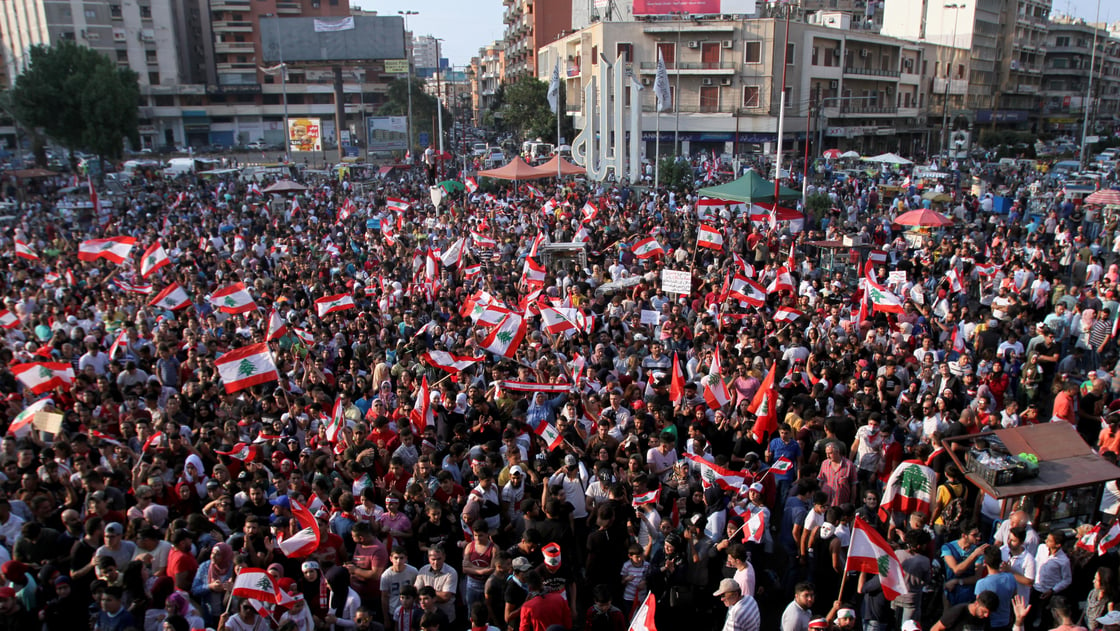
[
  {"xmin": 108, "ymin": 330, "xmax": 128, "ymax": 359},
  {"xmin": 499, "ymin": 381, "xmax": 573, "ymax": 393},
  {"xmin": 386, "ymin": 197, "xmax": 410, "ymax": 212},
  {"xmin": 771, "ymin": 457, "xmax": 794, "ymax": 475},
  {"xmin": 728, "ymin": 275, "xmax": 766, "ymax": 307},
  {"xmin": 78, "ymin": 237, "xmax": 136, "ymax": 264},
  {"xmin": 315, "ymin": 293, "xmax": 356, "ymax": 317},
  {"xmin": 628, "ymin": 593, "xmax": 657, "ymax": 631},
  {"xmin": 742, "ymin": 510, "xmax": 766, "ymax": 544},
  {"xmin": 774, "ymin": 307, "xmax": 804, "ymax": 324},
  {"xmin": 632, "ymin": 488, "xmax": 660, "ymax": 507},
  {"xmin": 581, "ymin": 202, "xmax": 599, "ymax": 223},
  {"xmin": 669, "ymin": 353, "xmax": 685, "ymax": 405},
  {"xmin": 14, "ymin": 240, "xmax": 38, "ymax": 260},
  {"xmin": 523, "ymin": 257, "xmax": 546, "ymax": 286},
  {"xmin": 480, "ymin": 312, "xmax": 527, "ymax": 359},
  {"xmin": 421, "ymin": 351, "xmax": 483, "ymax": 374},
  {"xmin": 697, "ymin": 224, "xmax": 724, "ymax": 251},
  {"xmin": 463, "ymin": 263, "xmax": 482, "ymax": 279},
  {"xmin": 210, "ymin": 282, "xmax": 257, "ymax": 315},
  {"xmin": 866, "ymin": 273, "xmax": 906, "ymax": 314},
  {"xmin": 683, "ymin": 453, "xmax": 747, "ymax": 491},
  {"xmin": 325, "ymin": 399, "xmax": 345, "ymax": 444},
  {"xmin": 141, "ymin": 431, "xmax": 165, "ymax": 453},
  {"xmin": 216, "ymin": 442, "xmax": 258, "ymax": 462},
  {"xmin": 214, "ymin": 343, "xmax": 279, "ymax": 394},
  {"xmin": 945, "ymin": 268, "xmax": 964, "ymax": 293},
  {"xmin": 266, "ymin": 309, "xmax": 288, "ymax": 341},
  {"xmin": 702, "ymin": 350, "xmax": 730, "ymax": 410},
  {"xmin": 12, "ymin": 362, "xmax": 76, "ymax": 395},
  {"xmin": 278, "ymin": 498, "xmax": 322, "ymax": 559},
  {"xmin": 766, "ymin": 266, "xmax": 795, "ymax": 294},
  {"xmin": 409, "ymin": 376, "xmax": 434, "ymax": 434},
  {"xmin": 525, "ymin": 183, "xmax": 543, "ymax": 198},
  {"xmin": 534, "ymin": 421, "xmax": 564, "ymax": 450},
  {"xmin": 465, "ymin": 177, "xmax": 478, "ymax": 193},
  {"xmin": 439, "ymin": 238, "xmax": 466, "ymax": 268},
  {"xmin": 471, "ymin": 230, "xmax": 498, "ymax": 248},
  {"xmin": 114, "ymin": 278, "xmax": 152, "ymax": 294},
  {"xmin": 231, "ymin": 568, "xmax": 279, "ymax": 603},
  {"xmin": 7, "ymin": 397, "xmax": 53, "ymax": 436},
  {"xmin": 748, "ymin": 362, "xmax": 779, "ymax": 442},
  {"xmin": 149, "ymin": 282, "xmax": 192, "ymax": 310},
  {"xmin": 1078, "ymin": 524, "xmax": 1102, "ymax": 553},
  {"xmin": 877, "ymin": 460, "xmax": 937, "ymax": 520},
  {"xmin": 1099, "ymin": 522, "xmax": 1120, "ymax": 555},
  {"xmin": 632, "ymin": 237, "xmax": 664, "ymax": 259},
  {"xmin": 140, "ymin": 242, "xmax": 170, "ymax": 278},
  {"xmin": 337, "ymin": 198, "xmax": 357, "ymax": 223},
  {"xmin": 846, "ymin": 517, "xmax": 909, "ymax": 600},
  {"xmin": 0, "ymin": 310, "xmax": 18, "ymax": 329}
]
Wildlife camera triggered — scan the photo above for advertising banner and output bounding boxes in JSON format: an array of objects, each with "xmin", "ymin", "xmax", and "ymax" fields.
[
  {"xmin": 367, "ymin": 116, "xmax": 408, "ymax": 152},
  {"xmin": 633, "ymin": 0, "xmax": 755, "ymax": 16},
  {"xmin": 288, "ymin": 118, "xmax": 322, "ymax": 153}
]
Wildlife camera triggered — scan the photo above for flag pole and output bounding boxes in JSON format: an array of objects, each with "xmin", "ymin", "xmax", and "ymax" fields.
[
  {"xmin": 557, "ymin": 61, "xmax": 562, "ymax": 180},
  {"xmin": 655, "ymin": 114, "xmax": 661, "ymax": 191}
]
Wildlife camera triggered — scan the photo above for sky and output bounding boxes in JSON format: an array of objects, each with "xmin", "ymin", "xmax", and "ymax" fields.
[{"xmin": 354, "ymin": 0, "xmax": 1112, "ymax": 69}]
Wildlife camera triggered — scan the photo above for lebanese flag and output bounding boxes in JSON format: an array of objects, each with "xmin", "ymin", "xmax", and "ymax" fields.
[
  {"xmin": 732, "ymin": 253, "xmax": 754, "ymax": 277},
  {"xmin": 499, "ymin": 381, "xmax": 573, "ymax": 393},
  {"xmin": 216, "ymin": 442, "xmax": 258, "ymax": 462},
  {"xmin": 108, "ymin": 330, "xmax": 128, "ymax": 359},
  {"xmin": 464, "ymin": 263, "xmax": 482, "ymax": 279},
  {"xmin": 114, "ymin": 278, "xmax": 152, "ymax": 294},
  {"xmin": 421, "ymin": 351, "xmax": 483, "ymax": 374},
  {"xmin": 525, "ymin": 183, "xmax": 543, "ymax": 198},
  {"xmin": 292, "ymin": 328, "xmax": 315, "ymax": 346},
  {"xmin": 771, "ymin": 457, "xmax": 794, "ymax": 475},
  {"xmin": 683, "ymin": 453, "xmax": 747, "ymax": 491},
  {"xmin": 386, "ymin": 197, "xmax": 410, "ymax": 211},
  {"xmin": 1078, "ymin": 524, "xmax": 1102, "ymax": 553},
  {"xmin": 278, "ymin": 498, "xmax": 322, "ymax": 559},
  {"xmin": 7, "ymin": 397, "xmax": 53, "ymax": 436},
  {"xmin": 409, "ymin": 376, "xmax": 434, "ymax": 434},
  {"xmin": 573, "ymin": 226, "xmax": 590, "ymax": 243},
  {"xmin": 149, "ymin": 282, "xmax": 192, "ymax": 310},
  {"xmin": 440, "ymin": 238, "xmax": 466, "ymax": 268},
  {"xmin": 774, "ymin": 307, "xmax": 804, "ymax": 324},
  {"xmin": 846, "ymin": 517, "xmax": 909, "ymax": 600},
  {"xmin": 140, "ymin": 242, "xmax": 170, "ymax": 278},
  {"xmin": 471, "ymin": 230, "xmax": 498, "ymax": 248},
  {"xmin": 337, "ymin": 198, "xmax": 357, "ymax": 223},
  {"xmin": 540, "ymin": 306, "xmax": 579, "ymax": 335},
  {"xmin": 14, "ymin": 240, "xmax": 38, "ymax": 260},
  {"xmin": 528, "ymin": 232, "xmax": 547, "ymax": 258},
  {"xmin": 702, "ymin": 351, "xmax": 730, "ymax": 410},
  {"xmin": 325, "ymin": 399, "xmax": 345, "ymax": 444},
  {"xmin": 632, "ymin": 488, "xmax": 660, "ymax": 507},
  {"xmin": 742, "ymin": 510, "xmax": 766, "ymax": 544},
  {"xmin": 78, "ymin": 236, "xmax": 136, "ymax": 264},
  {"xmin": 88, "ymin": 430, "xmax": 121, "ymax": 446},
  {"xmin": 728, "ymin": 275, "xmax": 766, "ymax": 307},
  {"xmin": 748, "ymin": 362, "xmax": 779, "ymax": 442},
  {"xmin": 951, "ymin": 325, "xmax": 966, "ymax": 353},
  {"xmin": 669, "ymin": 352, "xmax": 685, "ymax": 405},
  {"xmin": 266, "ymin": 309, "xmax": 288, "ymax": 341},
  {"xmin": 628, "ymin": 593, "xmax": 657, "ymax": 631},
  {"xmin": 231, "ymin": 568, "xmax": 278, "ymax": 603},
  {"xmin": 214, "ymin": 343, "xmax": 279, "ymax": 394},
  {"xmin": 523, "ymin": 257, "xmax": 547, "ymax": 287},
  {"xmin": 866, "ymin": 275, "xmax": 905, "ymax": 314},
  {"xmin": 315, "ymin": 293, "xmax": 356, "ymax": 317},
  {"xmin": 632, "ymin": 237, "xmax": 664, "ymax": 259},
  {"xmin": 12, "ymin": 362, "xmax": 76, "ymax": 395},
  {"xmin": 766, "ymin": 266, "xmax": 795, "ymax": 293},
  {"xmin": 581, "ymin": 202, "xmax": 599, "ymax": 223},
  {"xmin": 465, "ymin": 177, "xmax": 478, "ymax": 193},
  {"xmin": 534, "ymin": 421, "xmax": 564, "ymax": 450},
  {"xmin": 0, "ymin": 310, "xmax": 18, "ymax": 329},
  {"xmin": 210, "ymin": 282, "xmax": 257, "ymax": 315},
  {"xmin": 481, "ymin": 312, "xmax": 527, "ymax": 359},
  {"xmin": 141, "ymin": 431, "xmax": 165, "ymax": 453},
  {"xmin": 697, "ymin": 224, "xmax": 724, "ymax": 251},
  {"xmin": 877, "ymin": 460, "xmax": 937, "ymax": 520},
  {"xmin": 945, "ymin": 268, "xmax": 964, "ymax": 293},
  {"xmin": 1099, "ymin": 522, "xmax": 1120, "ymax": 555}
]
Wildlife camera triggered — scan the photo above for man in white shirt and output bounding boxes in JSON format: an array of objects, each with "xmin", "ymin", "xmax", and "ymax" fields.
[
  {"xmin": 993, "ymin": 511, "xmax": 1040, "ymax": 556},
  {"xmin": 1031, "ymin": 531, "xmax": 1072, "ymax": 630},
  {"xmin": 999, "ymin": 526, "xmax": 1036, "ymax": 605},
  {"xmin": 780, "ymin": 583, "xmax": 815, "ymax": 631}
]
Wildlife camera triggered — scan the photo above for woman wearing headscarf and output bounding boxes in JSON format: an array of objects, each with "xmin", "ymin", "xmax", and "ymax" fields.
[
  {"xmin": 143, "ymin": 577, "xmax": 176, "ymax": 631},
  {"xmin": 181, "ymin": 454, "xmax": 209, "ymax": 497},
  {"xmin": 191, "ymin": 542, "xmax": 233, "ymax": 625},
  {"xmin": 298, "ymin": 560, "xmax": 332, "ymax": 624},
  {"xmin": 171, "ymin": 481, "xmax": 201, "ymax": 517}
]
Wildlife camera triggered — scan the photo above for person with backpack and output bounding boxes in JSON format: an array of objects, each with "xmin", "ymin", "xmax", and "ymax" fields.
[{"xmin": 932, "ymin": 465, "xmax": 970, "ymax": 538}]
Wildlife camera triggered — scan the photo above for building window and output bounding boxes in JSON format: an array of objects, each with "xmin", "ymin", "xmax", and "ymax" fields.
[
  {"xmin": 110, "ymin": 4, "xmax": 121, "ymax": 17},
  {"xmin": 1055, "ymin": 36, "xmax": 1069, "ymax": 46},
  {"xmin": 85, "ymin": 9, "xmax": 97, "ymax": 18},
  {"xmin": 786, "ymin": 43, "xmax": 795, "ymax": 64},
  {"xmin": 591, "ymin": 45, "xmax": 597, "ymax": 64},
  {"xmin": 811, "ymin": 47, "xmax": 818, "ymax": 65},
  {"xmin": 743, "ymin": 85, "xmax": 760, "ymax": 107},
  {"xmin": 154, "ymin": 95, "xmax": 175, "ymax": 106},
  {"xmin": 744, "ymin": 41, "xmax": 761, "ymax": 64},
  {"xmin": 616, "ymin": 42, "xmax": 632, "ymax": 62},
  {"xmin": 139, "ymin": 5, "xmax": 151, "ymax": 18},
  {"xmin": 657, "ymin": 42, "xmax": 675, "ymax": 66},
  {"xmin": 149, "ymin": 72, "xmax": 159, "ymax": 84},
  {"xmin": 146, "ymin": 50, "xmax": 157, "ymax": 63},
  {"xmin": 699, "ymin": 85, "xmax": 719, "ymax": 112},
  {"xmin": 116, "ymin": 50, "xmax": 128, "ymax": 61}
]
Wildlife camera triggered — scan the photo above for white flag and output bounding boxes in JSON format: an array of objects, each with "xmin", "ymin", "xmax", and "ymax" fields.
[
  {"xmin": 547, "ymin": 57, "xmax": 560, "ymax": 114},
  {"xmin": 654, "ymin": 49, "xmax": 672, "ymax": 112}
]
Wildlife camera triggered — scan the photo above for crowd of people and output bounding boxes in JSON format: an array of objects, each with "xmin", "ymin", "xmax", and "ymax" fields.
[{"xmin": 0, "ymin": 150, "xmax": 1117, "ymax": 631}]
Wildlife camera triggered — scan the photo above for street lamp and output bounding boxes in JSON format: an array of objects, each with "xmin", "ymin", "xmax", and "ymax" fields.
[
  {"xmin": 434, "ymin": 37, "xmax": 445, "ymax": 155},
  {"xmin": 263, "ymin": 13, "xmax": 291, "ymax": 163},
  {"xmin": 940, "ymin": 3, "xmax": 965, "ymax": 161},
  {"xmin": 671, "ymin": 10, "xmax": 686, "ymax": 156},
  {"xmin": 399, "ymin": 10, "xmax": 418, "ymax": 159}
]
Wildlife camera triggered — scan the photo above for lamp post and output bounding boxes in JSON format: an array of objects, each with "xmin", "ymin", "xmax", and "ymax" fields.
[
  {"xmin": 434, "ymin": 37, "xmax": 445, "ymax": 156},
  {"xmin": 939, "ymin": 3, "xmax": 965, "ymax": 161},
  {"xmin": 1079, "ymin": 0, "xmax": 1102, "ymax": 169},
  {"xmin": 671, "ymin": 10, "xmax": 685, "ymax": 156},
  {"xmin": 399, "ymin": 10, "xmax": 418, "ymax": 159},
  {"xmin": 263, "ymin": 13, "xmax": 291, "ymax": 163}
]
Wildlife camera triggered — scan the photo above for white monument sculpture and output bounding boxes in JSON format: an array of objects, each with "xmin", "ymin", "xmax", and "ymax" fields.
[{"xmin": 571, "ymin": 54, "xmax": 644, "ymax": 184}]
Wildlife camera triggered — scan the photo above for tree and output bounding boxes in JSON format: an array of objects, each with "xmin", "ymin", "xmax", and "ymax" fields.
[
  {"xmin": 10, "ymin": 40, "xmax": 139, "ymax": 163},
  {"xmin": 499, "ymin": 76, "xmax": 573, "ymax": 144},
  {"xmin": 378, "ymin": 78, "xmax": 450, "ymax": 151}
]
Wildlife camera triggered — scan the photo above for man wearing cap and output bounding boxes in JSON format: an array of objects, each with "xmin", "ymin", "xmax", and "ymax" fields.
[
  {"xmin": 94, "ymin": 522, "xmax": 136, "ymax": 572},
  {"xmin": 714, "ymin": 577, "xmax": 760, "ymax": 631}
]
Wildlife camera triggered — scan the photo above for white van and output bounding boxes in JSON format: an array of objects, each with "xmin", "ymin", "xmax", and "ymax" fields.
[{"xmin": 163, "ymin": 157, "xmax": 219, "ymax": 178}]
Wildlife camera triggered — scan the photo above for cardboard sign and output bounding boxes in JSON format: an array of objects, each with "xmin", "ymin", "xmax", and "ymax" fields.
[
  {"xmin": 640, "ymin": 310, "xmax": 661, "ymax": 325},
  {"xmin": 888, "ymin": 271, "xmax": 907, "ymax": 284},
  {"xmin": 32, "ymin": 411, "xmax": 63, "ymax": 434},
  {"xmin": 661, "ymin": 269, "xmax": 692, "ymax": 295}
]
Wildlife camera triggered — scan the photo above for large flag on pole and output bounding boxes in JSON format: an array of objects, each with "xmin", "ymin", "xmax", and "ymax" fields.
[
  {"xmin": 748, "ymin": 362, "xmax": 779, "ymax": 442},
  {"xmin": 547, "ymin": 57, "xmax": 561, "ymax": 114},
  {"xmin": 846, "ymin": 517, "xmax": 909, "ymax": 600},
  {"xmin": 653, "ymin": 49, "xmax": 672, "ymax": 112}
]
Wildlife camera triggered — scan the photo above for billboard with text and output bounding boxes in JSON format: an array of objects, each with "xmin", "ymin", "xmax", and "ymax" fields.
[
  {"xmin": 288, "ymin": 118, "xmax": 321, "ymax": 153},
  {"xmin": 367, "ymin": 116, "xmax": 408, "ymax": 152},
  {"xmin": 633, "ymin": 0, "xmax": 756, "ymax": 15}
]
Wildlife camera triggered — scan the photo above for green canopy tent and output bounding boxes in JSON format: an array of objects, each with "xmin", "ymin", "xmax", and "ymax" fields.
[{"xmin": 696, "ymin": 171, "xmax": 801, "ymax": 203}]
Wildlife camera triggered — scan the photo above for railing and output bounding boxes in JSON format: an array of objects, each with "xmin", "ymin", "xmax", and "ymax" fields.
[
  {"xmin": 637, "ymin": 61, "xmax": 736, "ymax": 71},
  {"xmin": 844, "ymin": 65, "xmax": 901, "ymax": 78},
  {"xmin": 839, "ymin": 104, "xmax": 898, "ymax": 114}
]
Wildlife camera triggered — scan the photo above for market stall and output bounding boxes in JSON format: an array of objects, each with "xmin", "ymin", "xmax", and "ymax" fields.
[{"xmin": 943, "ymin": 423, "xmax": 1120, "ymax": 532}]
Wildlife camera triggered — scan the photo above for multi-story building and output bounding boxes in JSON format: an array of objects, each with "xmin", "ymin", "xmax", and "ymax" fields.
[
  {"xmin": 413, "ymin": 34, "xmax": 441, "ymax": 72},
  {"xmin": 537, "ymin": 14, "xmax": 932, "ymax": 159},
  {"xmin": 883, "ymin": 0, "xmax": 1051, "ymax": 146},
  {"xmin": 503, "ymin": 0, "xmax": 570, "ymax": 82},
  {"xmin": 1041, "ymin": 15, "xmax": 1120, "ymax": 137},
  {"xmin": 467, "ymin": 40, "xmax": 505, "ymax": 125}
]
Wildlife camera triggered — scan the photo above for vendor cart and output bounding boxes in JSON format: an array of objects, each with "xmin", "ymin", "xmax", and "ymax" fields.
[{"xmin": 943, "ymin": 423, "xmax": 1120, "ymax": 532}]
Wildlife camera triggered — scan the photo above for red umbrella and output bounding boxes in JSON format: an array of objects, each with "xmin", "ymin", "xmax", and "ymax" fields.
[
  {"xmin": 894, "ymin": 208, "xmax": 953, "ymax": 227},
  {"xmin": 1085, "ymin": 189, "xmax": 1120, "ymax": 206},
  {"xmin": 822, "ymin": 149, "xmax": 842, "ymax": 160}
]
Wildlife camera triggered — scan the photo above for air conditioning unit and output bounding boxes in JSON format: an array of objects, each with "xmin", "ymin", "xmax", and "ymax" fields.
[
  {"xmin": 722, "ymin": 40, "xmax": 733, "ymax": 49},
  {"xmin": 140, "ymin": 30, "xmax": 154, "ymax": 42},
  {"xmin": 642, "ymin": 77, "xmax": 651, "ymax": 85},
  {"xmin": 860, "ymin": 48, "xmax": 869, "ymax": 58},
  {"xmin": 113, "ymin": 28, "xmax": 127, "ymax": 42},
  {"xmin": 720, "ymin": 77, "xmax": 732, "ymax": 86},
  {"xmin": 830, "ymin": 80, "xmax": 839, "ymax": 88},
  {"xmin": 702, "ymin": 77, "xmax": 714, "ymax": 85},
  {"xmin": 688, "ymin": 40, "xmax": 699, "ymax": 49},
  {"xmin": 86, "ymin": 32, "xmax": 100, "ymax": 40}
]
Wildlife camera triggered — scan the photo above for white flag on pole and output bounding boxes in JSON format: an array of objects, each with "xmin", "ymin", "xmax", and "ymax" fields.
[
  {"xmin": 547, "ymin": 57, "xmax": 561, "ymax": 114},
  {"xmin": 654, "ymin": 49, "xmax": 672, "ymax": 112}
]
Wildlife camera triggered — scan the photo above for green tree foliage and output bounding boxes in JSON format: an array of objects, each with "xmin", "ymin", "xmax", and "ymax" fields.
[
  {"xmin": 658, "ymin": 157, "xmax": 693, "ymax": 191},
  {"xmin": 498, "ymin": 76, "xmax": 573, "ymax": 144},
  {"xmin": 378, "ymin": 78, "xmax": 450, "ymax": 150},
  {"xmin": 10, "ymin": 40, "xmax": 139, "ymax": 160}
]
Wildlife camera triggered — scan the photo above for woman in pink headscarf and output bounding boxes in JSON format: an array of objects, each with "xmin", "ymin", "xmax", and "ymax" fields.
[
  {"xmin": 191, "ymin": 542, "xmax": 233, "ymax": 626},
  {"xmin": 1107, "ymin": 264, "xmax": 1120, "ymax": 285}
]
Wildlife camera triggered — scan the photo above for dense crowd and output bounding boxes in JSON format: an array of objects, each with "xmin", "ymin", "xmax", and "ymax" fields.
[{"xmin": 0, "ymin": 151, "xmax": 1117, "ymax": 631}]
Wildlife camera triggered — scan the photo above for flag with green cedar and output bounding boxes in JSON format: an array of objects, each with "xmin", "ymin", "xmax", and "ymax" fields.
[{"xmin": 214, "ymin": 342, "xmax": 279, "ymax": 394}]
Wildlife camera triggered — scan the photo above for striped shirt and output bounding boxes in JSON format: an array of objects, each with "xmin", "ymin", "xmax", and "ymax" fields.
[{"xmin": 723, "ymin": 595, "xmax": 761, "ymax": 631}]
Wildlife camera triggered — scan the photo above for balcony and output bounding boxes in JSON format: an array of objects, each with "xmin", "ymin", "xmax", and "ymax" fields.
[
  {"xmin": 844, "ymin": 65, "xmax": 900, "ymax": 78},
  {"xmin": 210, "ymin": 0, "xmax": 250, "ymax": 8},
  {"xmin": 212, "ymin": 20, "xmax": 253, "ymax": 32},
  {"xmin": 215, "ymin": 41, "xmax": 255, "ymax": 54},
  {"xmin": 276, "ymin": 2, "xmax": 301, "ymax": 14},
  {"xmin": 637, "ymin": 61, "xmax": 736, "ymax": 74},
  {"xmin": 836, "ymin": 103, "xmax": 899, "ymax": 115},
  {"xmin": 932, "ymin": 77, "xmax": 968, "ymax": 95}
]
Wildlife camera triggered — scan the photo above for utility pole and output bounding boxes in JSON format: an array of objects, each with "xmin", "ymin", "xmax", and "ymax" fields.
[
  {"xmin": 435, "ymin": 37, "xmax": 445, "ymax": 155},
  {"xmin": 399, "ymin": 11, "xmax": 419, "ymax": 160},
  {"xmin": 939, "ymin": 3, "xmax": 965, "ymax": 161},
  {"xmin": 1079, "ymin": 0, "xmax": 1102, "ymax": 169},
  {"xmin": 263, "ymin": 14, "xmax": 291, "ymax": 164}
]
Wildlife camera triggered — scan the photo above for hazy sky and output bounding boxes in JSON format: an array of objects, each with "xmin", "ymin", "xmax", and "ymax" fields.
[{"xmin": 354, "ymin": 0, "xmax": 1113, "ymax": 69}]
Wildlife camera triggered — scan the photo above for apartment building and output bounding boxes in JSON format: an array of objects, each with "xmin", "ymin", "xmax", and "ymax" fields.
[
  {"xmin": 1041, "ymin": 16, "xmax": 1120, "ymax": 136},
  {"xmin": 467, "ymin": 41, "xmax": 505, "ymax": 125},
  {"xmin": 503, "ymin": 0, "xmax": 570, "ymax": 82}
]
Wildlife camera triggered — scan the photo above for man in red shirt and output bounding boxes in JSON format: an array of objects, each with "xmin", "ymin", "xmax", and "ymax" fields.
[
  {"xmin": 519, "ymin": 571, "xmax": 571, "ymax": 631},
  {"xmin": 166, "ymin": 528, "xmax": 198, "ymax": 591}
]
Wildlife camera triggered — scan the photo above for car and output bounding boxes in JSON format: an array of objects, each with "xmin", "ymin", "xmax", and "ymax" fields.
[
  {"xmin": 246, "ymin": 141, "xmax": 268, "ymax": 151},
  {"xmin": 471, "ymin": 142, "xmax": 489, "ymax": 157}
]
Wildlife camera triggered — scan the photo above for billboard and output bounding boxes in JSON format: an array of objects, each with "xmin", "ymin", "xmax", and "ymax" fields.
[
  {"xmin": 384, "ymin": 59, "xmax": 409, "ymax": 74},
  {"xmin": 632, "ymin": 0, "xmax": 756, "ymax": 15},
  {"xmin": 289, "ymin": 118, "xmax": 322, "ymax": 153},
  {"xmin": 260, "ymin": 15, "xmax": 405, "ymax": 64},
  {"xmin": 367, "ymin": 116, "xmax": 408, "ymax": 152}
]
